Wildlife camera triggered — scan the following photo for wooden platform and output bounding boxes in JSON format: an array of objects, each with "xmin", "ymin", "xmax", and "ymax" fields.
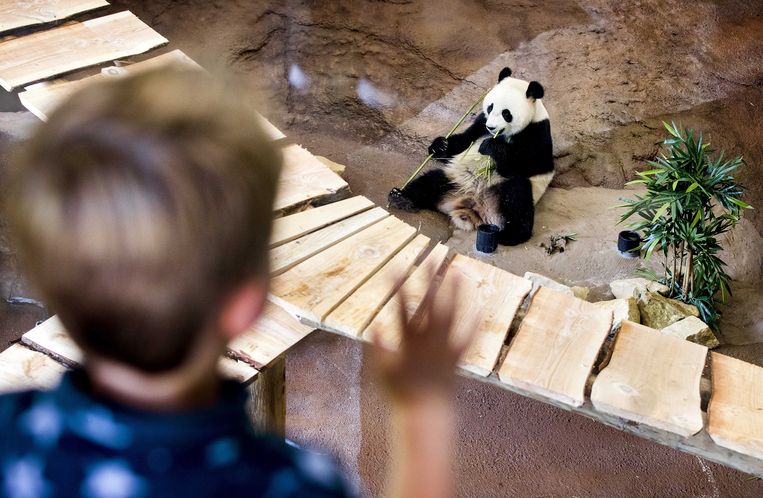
[
  {"xmin": 0, "ymin": 0, "xmax": 108, "ymax": 34},
  {"xmin": 499, "ymin": 287, "xmax": 612, "ymax": 407},
  {"xmin": 0, "ymin": 11, "xmax": 167, "ymax": 90},
  {"xmin": 708, "ymin": 352, "xmax": 763, "ymax": 459},
  {"xmin": 2, "ymin": 1, "xmax": 762, "ymax": 480},
  {"xmin": 591, "ymin": 321, "xmax": 707, "ymax": 437}
]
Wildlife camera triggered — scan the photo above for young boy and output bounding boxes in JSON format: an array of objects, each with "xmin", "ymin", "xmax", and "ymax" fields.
[{"xmin": 1, "ymin": 68, "xmax": 471, "ymax": 498}]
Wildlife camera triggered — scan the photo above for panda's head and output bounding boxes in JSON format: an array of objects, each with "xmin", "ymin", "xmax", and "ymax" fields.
[{"xmin": 483, "ymin": 67, "xmax": 545, "ymax": 138}]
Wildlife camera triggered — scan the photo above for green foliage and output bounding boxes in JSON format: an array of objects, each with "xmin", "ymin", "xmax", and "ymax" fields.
[{"xmin": 618, "ymin": 122, "xmax": 752, "ymax": 330}]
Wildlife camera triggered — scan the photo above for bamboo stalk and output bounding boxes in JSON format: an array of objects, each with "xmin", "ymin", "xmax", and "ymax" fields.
[{"xmin": 399, "ymin": 89, "xmax": 490, "ymax": 190}]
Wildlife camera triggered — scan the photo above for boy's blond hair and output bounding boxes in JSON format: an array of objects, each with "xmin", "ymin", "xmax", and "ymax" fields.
[{"xmin": 5, "ymin": 67, "xmax": 281, "ymax": 372}]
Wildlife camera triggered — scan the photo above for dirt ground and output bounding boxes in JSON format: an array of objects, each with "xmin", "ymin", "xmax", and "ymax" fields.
[{"xmin": 1, "ymin": 0, "xmax": 762, "ymax": 496}]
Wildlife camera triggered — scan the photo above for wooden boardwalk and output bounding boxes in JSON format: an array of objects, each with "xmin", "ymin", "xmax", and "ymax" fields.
[{"xmin": 1, "ymin": 1, "xmax": 761, "ymax": 480}]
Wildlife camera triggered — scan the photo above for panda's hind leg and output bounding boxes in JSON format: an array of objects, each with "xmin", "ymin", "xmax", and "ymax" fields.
[
  {"xmin": 494, "ymin": 177, "xmax": 535, "ymax": 246},
  {"xmin": 389, "ymin": 169, "xmax": 455, "ymax": 212}
]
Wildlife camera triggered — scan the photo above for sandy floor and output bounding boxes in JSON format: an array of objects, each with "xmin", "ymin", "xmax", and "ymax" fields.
[{"xmin": 1, "ymin": 0, "xmax": 762, "ymax": 496}]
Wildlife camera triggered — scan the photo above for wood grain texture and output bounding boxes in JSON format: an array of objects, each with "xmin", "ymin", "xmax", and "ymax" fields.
[
  {"xmin": 0, "ymin": 11, "xmax": 168, "ymax": 91},
  {"xmin": 274, "ymin": 144, "xmax": 348, "ymax": 212},
  {"xmin": 228, "ymin": 302, "xmax": 314, "ymax": 370},
  {"xmin": 0, "ymin": 0, "xmax": 108, "ymax": 34},
  {"xmin": 270, "ymin": 207, "xmax": 388, "ymax": 275},
  {"xmin": 21, "ymin": 315, "xmax": 257, "ymax": 382},
  {"xmin": 591, "ymin": 320, "xmax": 707, "ymax": 437},
  {"xmin": 363, "ymin": 243, "xmax": 450, "ymax": 347},
  {"xmin": 708, "ymin": 352, "xmax": 763, "ymax": 459},
  {"xmin": 498, "ymin": 287, "xmax": 612, "ymax": 407},
  {"xmin": 271, "ymin": 216, "xmax": 417, "ymax": 324},
  {"xmin": 440, "ymin": 255, "xmax": 532, "ymax": 377},
  {"xmin": 19, "ymin": 49, "xmax": 198, "ymax": 120},
  {"xmin": 22, "ymin": 315, "xmax": 81, "ymax": 366},
  {"xmin": 323, "ymin": 234, "xmax": 432, "ymax": 337},
  {"xmin": 0, "ymin": 344, "xmax": 67, "ymax": 394},
  {"xmin": 270, "ymin": 196, "xmax": 375, "ymax": 248},
  {"xmin": 247, "ymin": 357, "xmax": 285, "ymax": 436}
]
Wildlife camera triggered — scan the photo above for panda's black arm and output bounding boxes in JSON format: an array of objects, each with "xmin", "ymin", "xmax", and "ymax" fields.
[
  {"xmin": 431, "ymin": 113, "xmax": 488, "ymax": 159},
  {"xmin": 480, "ymin": 121, "xmax": 554, "ymax": 177}
]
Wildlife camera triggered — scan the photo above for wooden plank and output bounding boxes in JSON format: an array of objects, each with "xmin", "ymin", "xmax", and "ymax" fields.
[
  {"xmin": 270, "ymin": 196, "xmax": 375, "ymax": 248},
  {"xmin": 591, "ymin": 321, "xmax": 707, "ymax": 437},
  {"xmin": 498, "ymin": 287, "xmax": 612, "ymax": 407},
  {"xmin": 439, "ymin": 255, "xmax": 532, "ymax": 377},
  {"xmin": 228, "ymin": 302, "xmax": 314, "ymax": 370},
  {"xmin": 274, "ymin": 144, "xmax": 348, "ymax": 213},
  {"xmin": 22, "ymin": 315, "xmax": 257, "ymax": 382},
  {"xmin": 22, "ymin": 315, "xmax": 81, "ymax": 366},
  {"xmin": 0, "ymin": 11, "xmax": 168, "ymax": 91},
  {"xmin": 247, "ymin": 357, "xmax": 285, "ymax": 436},
  {"xmin": 270, "ymin": 207, "xmax": 388, "ymax": 275},
  {"xmin": 323, "ymin": 234, "xmax": 431, "ymax": 337},
  {"xmin": 0, "ymin": 0, "xmax": 109, "ymax": 34},
  {"xmin": 0, "ymin": 344, "xmax": 67, "ymax": 394},
  {"xmin": 363, "ymin": 243, "xmax": 450, "ymax": 347},
  {"xmin": 271, "ymin": 216, "xmax": 417, "ymax": 324},
  {"xmin": 708, "ymin": 352, "xmax": 763, "ymax": 459},
  {"xmin": 254, "ymin": 112, "xmax": 285, "ymax": 141},
  {"xmin": 19, "ymin": 49, "xmax": 198, "ymax": 120},
  {"xmin": 217, "ymin": 357, "xmax": 258, "ymax": 384}
]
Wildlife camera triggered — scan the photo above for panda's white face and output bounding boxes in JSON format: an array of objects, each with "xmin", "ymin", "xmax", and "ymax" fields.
[{"xmin": 483, "ymin": 78, "xmax": 537, "ymax": 138}]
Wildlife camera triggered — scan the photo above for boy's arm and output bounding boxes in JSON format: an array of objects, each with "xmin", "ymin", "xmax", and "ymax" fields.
[{"xmin": 370, "ymin": 275, "xmax": 477, "ymax": 498}]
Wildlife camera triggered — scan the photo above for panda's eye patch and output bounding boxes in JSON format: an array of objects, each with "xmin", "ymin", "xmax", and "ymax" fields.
[
  {"xmin": 486, "ymin": 103, "xmax": 493, "ymax": 114},
  {"xmin": 502, "ymin": 109, "xmax": 513, "ymax": 122}
]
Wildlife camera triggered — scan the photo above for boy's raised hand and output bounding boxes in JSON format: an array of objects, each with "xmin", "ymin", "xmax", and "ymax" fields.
[{"xmin": 369, "ymin": 270, "xmax": 478, "ymax": 402}]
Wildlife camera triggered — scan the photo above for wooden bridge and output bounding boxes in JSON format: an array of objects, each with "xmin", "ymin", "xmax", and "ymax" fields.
[{"xmin": 0, "ymin": 0, "xmax": 761, "ymax": 479}]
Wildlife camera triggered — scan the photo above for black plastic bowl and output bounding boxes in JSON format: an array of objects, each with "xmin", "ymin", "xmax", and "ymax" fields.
[
  {"xmin": 476, "ymin": 224, "xmax": 500, "ymax": 254},
  {"xmin": 618, "ymin": 230, "xmax": 641, "ymax": 257}
]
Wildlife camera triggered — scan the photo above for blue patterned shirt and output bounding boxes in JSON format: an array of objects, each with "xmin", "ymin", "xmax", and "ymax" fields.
[{"xmin": 0, "ymin": 371, "xmax": 352, "ymax": 498}]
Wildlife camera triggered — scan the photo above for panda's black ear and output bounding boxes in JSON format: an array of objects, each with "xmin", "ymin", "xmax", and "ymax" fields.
[
  {"xmin": 526, "ymin": 81, "xmax": 544, "ymax": 100},
  {"xmin": 498, "ymin": 67, "xmax": 512, "ymax": 83}
]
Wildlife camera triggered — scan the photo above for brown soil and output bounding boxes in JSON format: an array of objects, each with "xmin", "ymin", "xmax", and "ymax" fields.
[{"xmin": 1, "ymin": 0, "xmax": 761, "ymax": 496}]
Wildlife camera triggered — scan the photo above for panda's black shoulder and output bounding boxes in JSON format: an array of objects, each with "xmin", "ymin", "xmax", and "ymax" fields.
[{"xmin": 511, "ymin": 119, "xmax": 553, "ymax": 175}]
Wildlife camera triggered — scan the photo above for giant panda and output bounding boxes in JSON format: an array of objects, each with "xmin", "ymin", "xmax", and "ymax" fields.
[{"xmin": 388, "ymin": 67, "xmax": 553, "ymax": 246}]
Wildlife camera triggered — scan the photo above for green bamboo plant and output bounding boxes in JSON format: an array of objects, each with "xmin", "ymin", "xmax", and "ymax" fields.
[{"xmin": 618, "ymin": 122, "xmax": 752, "ymax": 330}]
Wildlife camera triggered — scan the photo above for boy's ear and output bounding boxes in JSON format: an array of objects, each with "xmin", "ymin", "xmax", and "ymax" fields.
[{"xmin": 218, "ymin": 280, "xmax": 268, "ymax": 341}]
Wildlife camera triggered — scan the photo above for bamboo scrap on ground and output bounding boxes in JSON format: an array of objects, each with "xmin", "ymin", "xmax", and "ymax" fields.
[
  {"xmin": 270, "ymin": 207, "xmax": 388, "ymax": 275},
  {"xmin": 270, "ymin": 196, "xmax": 375, "ymax": 248},
  {"xmin": 498, "ymin": 287, "xmax": 612, "ymax": 407},
  {"xmin": 439, "ymin": 255, "xmax": 532, "ymax": 377},
  {"xmin": 0, "ymin": 0, "xmax": 108, "ymax": 34},
  {"xmin": 363, "ymin": 243, "xmax": 450, "ymax": 348},
  {"xmin": 0, "ymin": 11, "xmax": 168, "ymax": 91},
  {"xmin": 0, "ymin": 344, "xmax": 67, "ymax": 394},
  {"xmin": 708, "ymin": 352, "xmax": 763, "ymax": 459},
  {"xmin": 228, "ymin": 303, "xmax": 314, "ymax": 370},
  {"xmin": 271, "ymin": 216, "xmax": 417, "ymax": 324},
  {"xmin": 274, "ymin": 144, "xmax": 349, "ymax": 213},
  {"xmin": 19, "ymin": 49, "xmax": 198, "ymax": 120},
  {"xmin": 591, "ymin": 320, "xmax": 707, "ymax": 437},
  {"xmin": 22, "ymin": 315, "xmax": 258, "ymax": 383},
  {"xmin": 323, "ymin": 234, "xmax": 432, "ymax": 337}
]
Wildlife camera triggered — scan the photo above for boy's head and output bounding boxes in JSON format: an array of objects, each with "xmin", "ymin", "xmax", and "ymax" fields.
[{"xmin": 5, "ymin": 67, "xmax": 281, "ymax": 373}]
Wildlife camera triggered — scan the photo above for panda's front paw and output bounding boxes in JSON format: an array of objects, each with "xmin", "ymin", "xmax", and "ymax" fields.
[
  {"xmin": 428, "ymin": 137, "xmax": 449, "ymax": 157},
  {"xmin": 388, "ymin": 188, "xmax": 418, "ymax": 212},
  {"xmin": 478, "ymin": 137, "xmax": 497, "ymax": 156}
]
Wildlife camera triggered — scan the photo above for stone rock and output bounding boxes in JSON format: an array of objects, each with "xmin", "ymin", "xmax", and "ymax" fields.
[
  {"xmin": 523, "ymin": 272, "xmax": 589, "ymax": 300},
  {"xmin": 610, "ymin": 278, "xmax": 670, "ymax": 300},
  {"xmin": 637, "ymin": 291, "xmax": 699, "ymax": 329},
  {"xmin": 661, "ymin": 316, "xmax": 720, "ymax": 349},
  {"xmin": 592, "ymin": 298, "xmax": 640, "ymax": 331}
]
